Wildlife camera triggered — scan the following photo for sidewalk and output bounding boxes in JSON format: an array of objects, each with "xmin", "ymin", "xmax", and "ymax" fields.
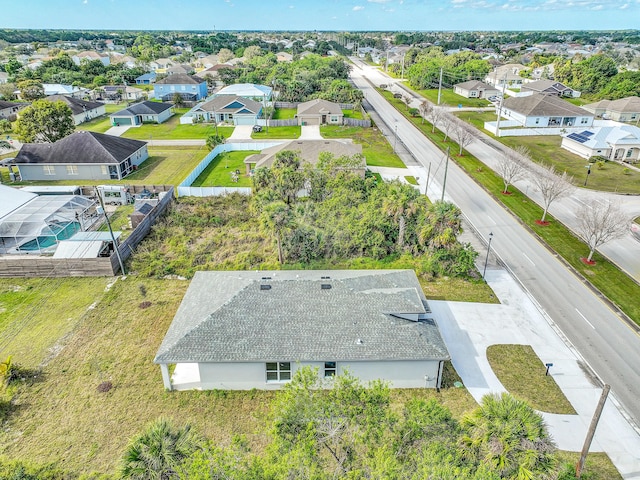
[{"xmin": 432, "ymin": 268, "xmax": 640, "ymax": 478}]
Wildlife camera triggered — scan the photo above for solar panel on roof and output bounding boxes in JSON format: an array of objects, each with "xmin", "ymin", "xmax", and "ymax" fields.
[
  {"xmin": 567, "ymin": 132, "xmax": 590, "ymax": 143},
  {"xmin": 581, "ymin": 131, "xmax": 594, "ymax": 137}
]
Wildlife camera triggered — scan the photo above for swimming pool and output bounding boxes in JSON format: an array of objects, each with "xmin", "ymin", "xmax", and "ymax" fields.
[{"xmin": 18, "ymin": 221, "xmax": 81, "ymax": 252}]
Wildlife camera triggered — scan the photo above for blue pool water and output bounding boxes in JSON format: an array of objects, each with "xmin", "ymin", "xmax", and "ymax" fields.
[{"xmin": 18, "ymin": 221, "xmax": 81, "ymax": 251}]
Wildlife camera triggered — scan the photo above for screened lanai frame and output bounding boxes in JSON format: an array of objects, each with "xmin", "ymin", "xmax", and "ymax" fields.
[{"xmin": 0, "ymin": 195, "xmax": 97, "ymax": 254}]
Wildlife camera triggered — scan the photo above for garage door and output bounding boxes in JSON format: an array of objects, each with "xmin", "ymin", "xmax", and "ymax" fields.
[
  {"xmin": 113, "ymin": 117, "xmax": 132, "ymax": 126},
  {"xmin": 234, "ymin": 116, "xmax": 257, "ymax": 126}
]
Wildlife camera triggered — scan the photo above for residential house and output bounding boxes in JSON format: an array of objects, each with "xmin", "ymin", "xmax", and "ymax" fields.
[
  {"xmin": 582, "ymin": 96, "xmax": 640, "ymax": 123},
  {"xmin": 215, "ymin": 83, "xmax": 272, "ymax": 101},
  {"xmin": 485, "ymin": 63, "xmax": 528, "ymax": 88},
  {"xmin": 453, "ymin": 80, "xmax": 500, "ymax": 99},
  {"xmin": 154, "ymin": 270, "xmax": 450, "ymax": 391},
  {"xmin": 108, "ymin": 53, "xmax": 137, "ymax": 69},
  {"xmin": 99, "ymin": 85, "xmax": 146, "ymax": 102},
  {"xmin": 0, "ymin": 100, "xmax": 28, "ymax": 120},
  {"xmin": 166, "ymin": 64, "xmax": 190, "ymax": 76},
  {"xmin": 0, "ymin": 72, "xmax": 8, "ymax": 84},
  {"xmin": 72, "ymin": 51, "xmax": 110, "ymax": 66},
  {"xmin": 154, "ymin": 74, "xmax": 208, "ymax": 102},
  {"xmin": 295, "ymin": 98, "xmax": 344, "ymax": 126},
  {"xmin": 194, "ymin": 55, "xmax": 219, "ymax": 70},
  {"xmin": 42, "ymin": 84, "xmax": 87, "ymax": 98},
  {"xmin": 135, "ymin": 73, "xmax": 157, "ymax": 85},
  {"xmin": 110, "ymin": 101, "xmax": 173, "ymax": 126},
  {"xmin": 13, "ymin": 131, "xmax": 148, "ymax": 181},
  {"xmin": 149, "ymin": 58, "xmax": 174, "ymax": 73},
  {"xmin": 561, "ymin": 126, "xmax": 640, "ymax": 163},
  {"xmin": 45, "ymin": 95, "xmax": 105, "ymax": 125},
  {"xmin": 501, "ymin": 94, "xmax": 594, "ymax": 128},
  {"xmin": 182, "ymin": 95, "xmax": 262, "ymax": 125},
  {"xmin": 520, "ymin": 80, "xmax": 579, "ymax": 98},
  {"xmin": 276, "ymin": 52, "xmax": 293, "ymax": 62},
  {"xmin": 244, "ymin": 139, "xmax": 364, "ymax": 175}
]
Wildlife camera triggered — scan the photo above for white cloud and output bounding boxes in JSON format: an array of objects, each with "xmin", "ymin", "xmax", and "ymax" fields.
[
  {"xmin": 367, "ymin": 0, "xmax": 392, "ymax": 3},
  {"xmin": 353, "ymin": 5, "xmax": 365, "ymax": 10}
]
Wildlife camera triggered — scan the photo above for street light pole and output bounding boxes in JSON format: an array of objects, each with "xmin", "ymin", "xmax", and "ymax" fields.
[
  {"xmin": 483, "ymin": 232, "xmax": 494, "ymax": 279},
  {"xmin": 584, "ymin": 163, "xmax": 592, "ymax": 186},
  {"xmin": 393, "ymin": 122, "xmax": 398, "ymax": 153}
]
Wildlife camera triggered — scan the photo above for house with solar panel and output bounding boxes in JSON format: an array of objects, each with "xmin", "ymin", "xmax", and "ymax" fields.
[
  {"xmin": 500, "ymin": 93, "xmax": 594, "ymax": 129},
  {"xmin": 561, "ymin": 125, "xmax": 640, "ymax": 163},
  {"xmin": 154, "ymin": 270, "xmax": 450, "ymax": 391}
]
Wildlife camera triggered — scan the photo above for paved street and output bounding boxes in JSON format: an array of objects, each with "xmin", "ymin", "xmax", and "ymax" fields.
[{"xmin": 349, "ymin": 58, "xmax": 640, "ymax": 431}]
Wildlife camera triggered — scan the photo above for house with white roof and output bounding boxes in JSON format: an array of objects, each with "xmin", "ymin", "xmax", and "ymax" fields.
[
  {"xmin": 561, "ymin": 125, "xmax": 640, "ymax": 163},
  {"xmin": 215, "ymin": 83, "xmax": 272, "ymax": 101}
]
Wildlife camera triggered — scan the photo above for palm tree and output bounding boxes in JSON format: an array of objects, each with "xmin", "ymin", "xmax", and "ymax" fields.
[
  {"xmin": 419, "ymin": 201, "xmax": 462, "ymax": 250},
  {"xmin": 461, "ymin": 393, "xmax": 556, "ymax": 480},
  {"xmin": 382, "ymin": 183, "xmax": 419, "ymax": 250},
  {"xmin": 0, "ymin": 140, "xmax": 11, "ymax": 150},
  {"xmin": 120, "ymin": 417, "xmax": 201, "ymax": 479},
  {"xmin": 260, "ymin": 201, "xmax": 294, "ymax": 264}
]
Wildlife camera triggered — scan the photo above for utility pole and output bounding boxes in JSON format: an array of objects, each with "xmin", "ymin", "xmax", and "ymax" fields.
[
  {"xmin": 437, "ymin": 67, "xmax": 443, "ymax": 105},
  {"xmin": 97, "ymin": 192, "xmax": 126, "ymax": 276},
  {"xmin": 576, "ymin": 385, "xmax": 610, "ymax": 477},
  {"xmin": 425, "ymin": 162, "xmax": 431, "ymax": 196},
  {"xmin": 495, "ymin": 71, "xmax": 508, "ymax": 136},
  {"xmin": 441, "ymin": 146, "xmax": 450, "ymax": 202},
  {"xmin": 401, "ymin": 56, "xmax": 405, "ymax": 80}
]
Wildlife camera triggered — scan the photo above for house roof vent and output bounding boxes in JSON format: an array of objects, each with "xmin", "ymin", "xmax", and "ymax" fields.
[
  {"xmin": 260, "ymin": 284, "xmax": 271, "ymax": 291},
  {"xmin": 321, "ymin": 284, "xmax": 331, "ymax": 290},
  {"xmin": 356, "ymin": 338, "xmax": 364, "ymax": 345}
]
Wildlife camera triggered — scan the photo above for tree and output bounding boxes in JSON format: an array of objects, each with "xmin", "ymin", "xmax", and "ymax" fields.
[
  {"xmin": 461, "ymin": 393, "xmax": 556, "ymax": 480},
  {"xmin": 0, "ymin": 83, "xmax": 17, "ymax": 100},
  {"xmin": 452, "ymin": 123, "xmax": 475, "ymax": 156},
  {"xmin": 14, "ymin": 99, "xmax": 75, "ymax": 143},
  {"xmin": 121, "ymin": 417, "xmax": 202, "ymax": 479},
  {"xmin": 260, "ymin": 201, "xmax": 294, "ymax": 264},
  {"xmin": 531, "ymin": 164, "xmax": 574, "ymax": 223},
  {"xmin": 217, "ymin": 48, "xmax": 234, "ymax": 63},
  {"xmin": 419, "ymin": 100, "xmax": 432, "ymax": 124},
  {"xmin": 496, "ymin": 145, "xmax": 529, "ymax": 194},
  {"xmin": 440, "ymin": 112, "xmax": 454, "ymax": 142},
  {"xmin": 205, "ymin": 134, "xmax": 225, "ymax": 150},
  {"xmin": 428, "ymin": 107, "xmax": 444, "ymax": 133},
  {"xmin": 576, "ymin": 201, "xmax": 629, "ymax": 263},
  {"xmin": 402, "ymin": 94, "xmax": 412, "ymax": 110},
  {"xmin": 382, "ymin": 182, "xmax": 420, "ymax": 250},
  {"xmin": 172, "ymin": 92, "xmax": 185, "ymax": 107},
  {"xmin": 16, "ymin": 79, "xmax": 44, "ymax": 101}
]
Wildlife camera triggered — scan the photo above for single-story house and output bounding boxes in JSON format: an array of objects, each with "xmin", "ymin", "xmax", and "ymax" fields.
[
  {"xmin": 109, "ymin": 101, "xmax": 173, "ymax": 126},
  {"xmin": 99, "ymin": 85, "xmax": 146, "ymax": 102},
  {"xmin": 520, "ymin": 80, "xmax": 579, "ymax": 98},
  {"xmin": 295, "ymin": 98, "xmax": 344, "ymax": 126},
  {"xmin": 194, "ymin": 54, "xmax": 219, "ymax": 69},
  {"xmin": 194, "ymin": 64, "xmax": 234, "ymax": 81},
  {"xmin": 453, "ymin": 80, "xmax": 500, "ymax": 99},
  {"xmin": 42, "ymin": 83, "xmax": 87, "ymax": 98},
  {"xmin": 0, "ymin": 100, "xmax": 28, "ymax": 120},
  {"xmin": 276, "ymin": 52, "xmax": 293, "ymax": 62},
  {"xmin": 154, "ymin": 74, "xmax": 207, "ymax": 101},
  {"xmin": 149, "ymin": 58, "xmax": 174, "ymax": 73},
  {"xmin": 45, "ymin": 95, "xmax": 105, "ymax": 125},
  {"xmin": 72, "ymin": 51, "xmax": 110, "ymax": 66},
  {"xmin": 183, "ymin": 95, "xmax": 262, "ymax": 125},
  {"xmin": 500, "ymin": 94, "xmax": 594, "ymax": 128},
  {"xmin": 244, "ymin": 139, "xmax": 364, "ymax": 175},
  {"xmin": 215, "ymin": 83, "xmax": 272, "ymax": 101},
  {"xmin": 135, "ymin": 73, "xmax": 157, "ymax": 85},
  {"xmin": 154, "ymin": 270, "xmax": 450, "ymax": 391},
  {"xmin": 582, "ymin": 96, "xmax": 640, "ymax": 123},
  {"xmin": 13, "ymin": 131, "xmax": 148, "ymax": 181},
  {"xmin": 561, "ymin": 125, "xmax": 640, "ymax": 163}
]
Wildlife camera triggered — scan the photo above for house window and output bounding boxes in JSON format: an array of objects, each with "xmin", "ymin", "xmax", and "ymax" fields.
[
  {"xmin": 266, "ymin": 362, "xmax": 291, "ymax": 382},
  {"xmin": 331, "ymin": 116, "xmax": 338, "ymax": 122},
  {"xmin": 580, "ymin": 118, "xmax": 589, "ymax": 125},
  {"xmin": 324, "ymin": 362, "xmax": 337, "ymax": 377},
  {"xmin": 181, "ymin": 85, "xmax": 186, "ymax": 91},
  {"xmin": 101, "ymin": 165, "xmax": 108, "ymax": 175},
  {"xmin": 43, "ymin": 165, "xmax": 55, "ymax": 175},
  {"xmin": 66, "ymin": 165, "xmax": 78, "ymax": 175},
  {"xmin": 626, "ymin": 149, "xmax": 632, "ymax": 158},
  {"xmin": 535, "ymin": 118, "xmax": 540, "ymax": 125}
]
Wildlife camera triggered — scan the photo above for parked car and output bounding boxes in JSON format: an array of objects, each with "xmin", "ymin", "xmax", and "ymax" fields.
[{"xmin": 252, "ymin": 125, "xmax": 262, "ymax": 133}]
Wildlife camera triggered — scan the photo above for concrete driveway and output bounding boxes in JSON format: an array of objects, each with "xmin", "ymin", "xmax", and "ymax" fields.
[
  {"xmin": 300, "ymin": 124, "xmax": 322, "ymax": 139},
  {"xmin": 104, "ymin": 125, "xmax": 131, "ymax": 137},
  {"xmin": 228, "ymin": 125, "xmax": 253, "ymax": 141},
  {"xmin": 433, "ymin": 267, "xmax": 640, "ymax": 477}
]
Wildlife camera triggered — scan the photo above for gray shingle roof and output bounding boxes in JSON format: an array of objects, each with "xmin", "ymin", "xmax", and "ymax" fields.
[
  {"xmin": 45, "ymin": 95, "xmax": 104, "ymax": 115},
  {"xmin": 13, "ymin": 131, "xmax": 147, "ymax": 165},
  {"xmin": 454, "ymin": 80, "xmax": 495, "ymax": 91},
  {"xmin": 503, "ymin": 93, "xmax": 591, "ymax": 117},
  {"xmin": 111, "ymin": 101, "xmax": 173, "ymax": 117},
  {"xmin": 521, "ymin": 80, "xmax": 572, "ymax": 94},
  {"xmin": 155, "ymin": 270, "xmax": 450, "ymax": 364},
  {"xmin": 195, "ymin": 95, "xmax": 261, "ymax": 114},
  {"xmin": 297, "ymin": 98, "xmax": 343, "ymax": 116},
  {"xmin": 155, "ymin": 73, "xmax": 203, "ymax": 85}
]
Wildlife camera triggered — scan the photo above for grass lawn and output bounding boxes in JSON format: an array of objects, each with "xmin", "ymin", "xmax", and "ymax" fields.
[
  {"xmin": 486, "ymin": 344, "xmax": 576, "ymax": 414},
  {"xmin": 321, "ymin": 125, "xmax": 406, "ymax": 168},
  {"xmin": 405, "ymin": 175, "xmax": 418, "ymax": 185},
  {"xmin": 381, "ymin": 88, "xmax": 640, "ymax": 327},
  {"xmin": 272, "ymin": 108, "xmax": 296, "ymax": 119},
  {"xmin": 453, "ymin": 111, "xmax": 640, "ymax": 194},
  {"xmin": 76, "ymin": 116, "xmax": 113, "ymax": 134},
  {"xmin": 99, "ymin": 204, "xmax": 135, "ymax": 238},
  {"xmin": 122, "ymin": 114, "xmax": 233, "ymax": 140},
  {"xmin": 191, "ymin": 150, "xmax": 259, "ymax": 187},
  {"xmin": 343, "ymin": 109, "xmax": 363, "ymax": 119},
  {"xmin": 251, "ymin": 125, "xmax": 300, "ymax": 139},
  {"xmin": 407, "ymin": 86, "xmax": 492, "ymax": 108},
  {"xmin": 11, "ymin": 147, "xmax": 207, "ymax": 188}
]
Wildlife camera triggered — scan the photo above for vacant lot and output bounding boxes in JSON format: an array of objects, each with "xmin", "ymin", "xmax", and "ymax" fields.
[
  {"xmin": 321, "ymin": 125, "xmax": 406, "ymax": 168},
  {"xmin": 122, "ymin": 113, "xmax": 234, "ymax": 140},
  {"xmin": 191, "ymin": 150, "xmax": 259, "ymax": 187},
  {"xmin": 405, "ymin": 86, "xmax": 492, "ymax": 108},
  {"xmin": 272, "ymin": 108, "xmax": 296, "ymax": 119}
]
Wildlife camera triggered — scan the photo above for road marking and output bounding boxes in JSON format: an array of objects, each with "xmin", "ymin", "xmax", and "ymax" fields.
[
  {"xmin": 487, "ymin": 215, "xmax": 496, "ymax": 225},
  {"xmin": 522, "ymin": 253, "xmax": 535, "ymax": 266},
  {"xmin": 575, "ymin": 308, "xmax": 595, "ymax": 329}
]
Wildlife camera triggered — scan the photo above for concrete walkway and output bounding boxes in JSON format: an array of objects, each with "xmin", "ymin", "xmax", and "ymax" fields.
[
  {"xmin": 104, "ymin": 125, "xmax": 131, "ymax": 137},
  {"xmin": 433, "ymin": 267, "xmax": 640, "ymax": 478},
  {"xmin": 300, "ymin": 124, "xmax": 322, "ymax": 139}
]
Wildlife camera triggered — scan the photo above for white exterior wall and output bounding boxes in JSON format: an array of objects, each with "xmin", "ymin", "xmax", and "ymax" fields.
[
  {"xmin": 196, "ymin": 359, "xmax": 441, "ymax": 390},
  {"xmin": 560, "ymin": 138, "xmax": 604, "ymax": 159},
  {"xmin": 72, "ymin": 105, "xmax": 106, "ymax": 125}
]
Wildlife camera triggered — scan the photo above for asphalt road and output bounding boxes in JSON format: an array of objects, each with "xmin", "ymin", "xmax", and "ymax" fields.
[{"xmin": 349, "ymin": 58, "xmax": 640, "ymax": 427}]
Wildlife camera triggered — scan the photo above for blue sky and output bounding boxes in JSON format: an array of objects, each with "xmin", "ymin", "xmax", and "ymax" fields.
[{"xmin": 4, "ymin": 0, "xmax": 639, "ymax": 31}]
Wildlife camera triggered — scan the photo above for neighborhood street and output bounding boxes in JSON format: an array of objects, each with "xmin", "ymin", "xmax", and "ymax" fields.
[{"xmin": 349, "ymin": 58, "xmax": 640, "ymax": 430}]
